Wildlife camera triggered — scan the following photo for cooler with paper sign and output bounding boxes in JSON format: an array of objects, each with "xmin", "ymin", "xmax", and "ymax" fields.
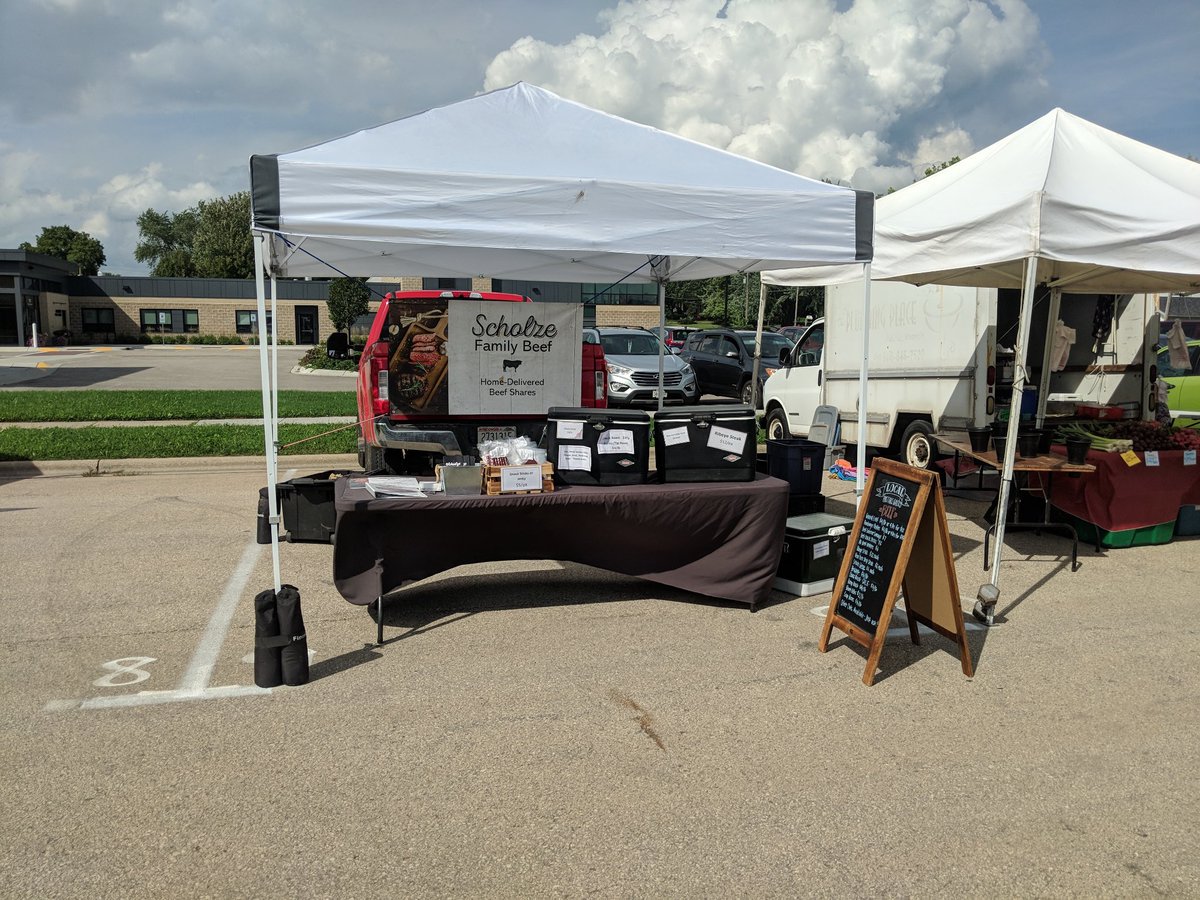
[
  {"xmin": 652, "ymin": 405, "xmax": 757, "ymax": 482},
  {"xmin": 546, "ymin": 407, "xmax": 651, "ymax": 485}
]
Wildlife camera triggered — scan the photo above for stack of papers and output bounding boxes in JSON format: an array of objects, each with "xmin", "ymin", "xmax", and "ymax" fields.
[{"xmin": 363, "ymin": 477, "xmax": 427, "ymax": 498}]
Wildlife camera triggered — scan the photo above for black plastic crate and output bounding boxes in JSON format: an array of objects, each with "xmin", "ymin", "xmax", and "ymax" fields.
[
  {"xmin": 786, "ymin": 492, "xmax": 826, "ymax": 517},
  {"xmin": 546, "ymin": 407, "xmax": 651, "ymax": 485},
  {"xmin": 766, "ymin": 438, "xmax": 825, "ymax": 494},
  {"xmin": 257, "ymin": 470, "xmax": 354, "ymax": 545},
  {"xmin": 653, "ymin": 404, "xmax": 757, "ymax": 482}
]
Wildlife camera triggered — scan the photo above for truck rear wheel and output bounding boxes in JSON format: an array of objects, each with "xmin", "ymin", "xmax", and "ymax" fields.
[
  {"xmin": 362, "ymin": 444, "xmax": 405, "ymax": 475},
  {"xmin": 898, "ymin": 420, "xmax": 938, "ymax": 470},
  {"xmin": 765, "ymin": 408, "xmax": 791, "ymax": 441}
]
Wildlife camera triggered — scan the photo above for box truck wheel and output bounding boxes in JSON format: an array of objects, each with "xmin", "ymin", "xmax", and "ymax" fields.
[
  {"xmin": 765, "ymin": 408, "xmax": 791, "ymax": 440},
  {"xmin": 899, "ymin": 420, "xmax": 938, "ymax": 470}
]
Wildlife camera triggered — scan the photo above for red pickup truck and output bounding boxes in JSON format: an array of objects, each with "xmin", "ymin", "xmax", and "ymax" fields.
[{"xmin": 356, "ymin": 290, "xmax": 607, "ymax": 474}]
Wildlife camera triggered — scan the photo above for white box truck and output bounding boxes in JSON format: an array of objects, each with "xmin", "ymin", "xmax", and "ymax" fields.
[{"xmin": 761, "ymin": 280, "xmax": 1157, "ymax": 469}]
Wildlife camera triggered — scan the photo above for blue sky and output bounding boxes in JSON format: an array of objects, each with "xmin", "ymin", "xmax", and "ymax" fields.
[{"xmin": 1, "ymin": 0, "xmax": 1196, "ymax": 275}]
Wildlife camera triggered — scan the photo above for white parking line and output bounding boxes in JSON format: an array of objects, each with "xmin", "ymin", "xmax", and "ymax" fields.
[
  {"xmin": 45, "ymin": 471, "xmax": 299, "ymax": 712},
  {"xmin": 177, "ymin": 540, "xmax": 261, "ymax": 694}
]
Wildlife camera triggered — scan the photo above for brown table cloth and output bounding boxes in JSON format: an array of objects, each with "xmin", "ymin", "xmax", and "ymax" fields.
[{"xmin": 332, "ymin": 474, "xmax": 790, "ymax": 610}]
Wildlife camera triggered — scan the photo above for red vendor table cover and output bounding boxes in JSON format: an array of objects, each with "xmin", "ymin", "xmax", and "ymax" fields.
[{"xmin": 1048, "ymin": 445, "xmax": 1200, "ymax": 532}]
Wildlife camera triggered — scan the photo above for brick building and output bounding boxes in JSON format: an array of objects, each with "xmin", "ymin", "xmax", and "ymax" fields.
[{"xmin": 0, "ymin": 249, "xmax": 661, "ymax": 346}]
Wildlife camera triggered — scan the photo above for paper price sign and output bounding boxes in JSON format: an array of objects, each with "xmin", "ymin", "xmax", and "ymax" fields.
[
  {"xmin": 1120, "ymin": 450, "xmax": 1141, "ymax": 467},
  {"xmin": 1144, "ymin": 451, "xmax": 1160, "ymax": 467},
  {"xmin": 558, "ymin": 444, "xmax": 592, "ymax": 471},
  {"xmin": 661, "ymin": 426, "xmax": 690, "ymax": 447},
  {"xmin": 597, "ymin": 428, "xmax": 634, "ymax": 455},
  {"xmin": 556, "ymin": 420, "xmax": 584, "ymax": 440},
  {"xmin": 706, "ymin": 425, "xmax": 747, "ymax": 455},
  {"xmin": 499, "ymin": 465, "xmax": 542, "ymax": 492},
  {"xmin": 1185, "ymin": 450, "xmax": 1197, "ymax": 466}
]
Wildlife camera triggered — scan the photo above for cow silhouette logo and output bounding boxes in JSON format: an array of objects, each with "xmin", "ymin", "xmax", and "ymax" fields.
[{"xmin": 502, "ymin": 359, "xmax": 522, "ymax": 372}]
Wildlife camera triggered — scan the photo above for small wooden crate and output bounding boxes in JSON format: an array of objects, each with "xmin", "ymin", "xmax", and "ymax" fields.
[{"xmin": 483, "ymin": 462, "xmax": 555, "ymax": 495}]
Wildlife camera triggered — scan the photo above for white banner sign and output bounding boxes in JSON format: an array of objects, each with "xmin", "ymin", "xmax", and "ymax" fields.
[{"xmin": 448, "ymin": 301, "xmax": 583, "ymax": 415}]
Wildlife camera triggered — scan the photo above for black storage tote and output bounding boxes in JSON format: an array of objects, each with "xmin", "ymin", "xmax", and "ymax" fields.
[
  {"xmin": 546, "ymin": 407, "xmax": 651, "ymax": 485},
  {"xmin": 653, "ymin": 405, "xmax": 757, "ymax": 482}
]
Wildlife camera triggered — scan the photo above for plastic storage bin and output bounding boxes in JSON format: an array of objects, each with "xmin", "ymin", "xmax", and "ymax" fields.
[
  {"xmin": 653, "ymin": 404, "xmax": 757, "ymax": 482},
  {"xmin": 546, "ymin": 407, "xmax": 650, "ymax": 485},
  {"xmin": 774, "ymin": 512, "xmax": 854, "ymax": 596},
  {"xmin": 766, "ymin": 438, "xmax": 825, "ymax": 495},
  {"xmin": 258, "ymin": 470, "xmax": 353, "ymax": 545},
  {"xmin": 1176, "ymin": 504, "xmax": 1200, "ymax": 537}
]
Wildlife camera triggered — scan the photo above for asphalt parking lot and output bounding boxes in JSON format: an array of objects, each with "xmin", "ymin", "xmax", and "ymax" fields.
[{"xmin": 3, "ymin": 456, "xmax": 1197, "ymax": 896}]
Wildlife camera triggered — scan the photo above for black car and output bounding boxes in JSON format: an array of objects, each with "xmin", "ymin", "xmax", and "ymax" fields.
[{"xmin": 679, "ymin": 328, "xmax": 794, "ymax": 407}]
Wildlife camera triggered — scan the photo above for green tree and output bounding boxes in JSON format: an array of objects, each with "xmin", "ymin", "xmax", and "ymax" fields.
[
  {"xmin": 20, "ymin": 225, "xmax": 106, "ymax": 275},
  {"xmin": 327, "ymin": 277, "xmax": 372, "ymax": 333},
  {"xmin": 134, "ymin": 191, "xmax": 253, "ymax": 278},
  {"xmin": 923, "ymin": 155, "xmax": 961, "ymax": 178},
  {"xmin": 134, "ymin": 207, "xmax": 199, "ymax": 276},
  {"xmin": 193, "ymin": 192, "xmax": 254, "ymax": 278}
]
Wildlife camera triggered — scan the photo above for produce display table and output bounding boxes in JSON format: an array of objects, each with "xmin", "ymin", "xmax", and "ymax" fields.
[
  {"xmin": 332, "ymin": 474, "xmax": 791, "ymax": 642},
  {"xmin": 934, "ymin": 435, "xmax": 1095, "ymax": 570},
  {"xmin": 1046, "ymin": 446, "xmax": 1200, "ymax": 546}
]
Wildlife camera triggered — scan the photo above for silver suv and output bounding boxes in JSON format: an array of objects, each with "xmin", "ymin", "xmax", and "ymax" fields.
[{"xmin": 588, "ymin": 327, "xmax": 698, "ymax": 406}]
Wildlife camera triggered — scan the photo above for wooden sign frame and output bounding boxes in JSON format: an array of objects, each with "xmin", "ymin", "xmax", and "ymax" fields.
[{"xmin": 819, "ymin": 458, "xmax": 974, "ymax": 686}]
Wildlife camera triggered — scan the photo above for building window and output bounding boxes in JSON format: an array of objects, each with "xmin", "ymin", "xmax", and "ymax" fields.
[
  {"xmin": 422, "ymin": 277, "xmax": 472, "ymax": 291},
  {"xmin": 140, "ymin": 308, "xmax": 199, "ymax": 333},
  {"xmin": 81, "ymin": 308, "xmax": 116, "ymax": 333},
  {"xmin": 235, "ymin": 310, "xmax": 272, "ymax": 334}
]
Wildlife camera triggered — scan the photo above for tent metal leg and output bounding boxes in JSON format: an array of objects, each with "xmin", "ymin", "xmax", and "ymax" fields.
[{"xmin": 373, "ymin": 597, "xmax": 384, "ymax": 645}]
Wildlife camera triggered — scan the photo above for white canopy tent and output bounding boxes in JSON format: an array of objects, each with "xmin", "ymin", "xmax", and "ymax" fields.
[
  {"xmin": 764, "ymin": 107, "xmax": 1200, "ymax": 622},
  {"xmin": 248, "ymin": 82, "xmax": 874, "ymax": 591}
]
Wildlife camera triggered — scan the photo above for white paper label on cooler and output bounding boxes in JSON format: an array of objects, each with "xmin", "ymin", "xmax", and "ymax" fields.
[
  {"xmin": 661, "ymin": 426, "xmax": 690, "ymax": 447},
  {"xmin": 813, "ymin": 540, "xmax": 830, "ymax": 559},
  {"xmin": 707, "ymin": 425, "xmax": 748, "ymax": 455},
  {"xmin": 1185, "ymin": 450, "xmax": 1197, "ymax": 466},
  {"xmin": 500, "ymin": 464, "xmax": 542, "ymax": 492},
  {"xmin": 1145, "ymin": 450, "xmax": 1160, "ymax": 467},
  {"xmin": 556, "ymin": 420, "xmax": 585, "ymax": 440},
  {"xmin": 597, "ymin": 428, "xmax": 635, "ymax": 455},
  {"xmin": 558, "ymin": 444, "xmax": 592, "ymax": 471}
]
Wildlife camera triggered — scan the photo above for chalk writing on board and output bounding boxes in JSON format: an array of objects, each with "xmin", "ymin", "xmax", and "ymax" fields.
[{"xmin": 835, "ymin": 474, "xmax": 916, "ymax": 634}]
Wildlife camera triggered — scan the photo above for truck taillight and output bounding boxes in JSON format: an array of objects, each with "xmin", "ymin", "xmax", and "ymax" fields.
[
  {"xmin": 595, "ymin": 370, "xmax": 604, "ymax": 401},
  {"xmin": 371, "ymin": 343, "xmax": 390, "ymax": 416},
  {"xmin": 986, "ymin": 365, "xmax": 996, "ymax": 387}
]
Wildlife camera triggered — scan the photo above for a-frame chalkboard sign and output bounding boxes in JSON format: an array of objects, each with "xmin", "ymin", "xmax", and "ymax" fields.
[{"xmin": 819, "ymin": 458, "xmax": 974, "ymax": 686}]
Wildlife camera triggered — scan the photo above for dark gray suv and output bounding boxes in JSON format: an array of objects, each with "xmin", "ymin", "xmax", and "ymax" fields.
[{"xmin": 679, "ymin": 328, "xmax": 793, "ymax": 407}]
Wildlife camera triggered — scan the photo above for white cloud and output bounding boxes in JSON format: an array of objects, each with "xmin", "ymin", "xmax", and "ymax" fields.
[{"xmin": 484, "ymin": 0, "xmax": 1049, "ymax": 190}]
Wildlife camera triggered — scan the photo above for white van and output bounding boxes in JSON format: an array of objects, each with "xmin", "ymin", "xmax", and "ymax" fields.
[{"xmin": 761, "ymin": 280, "xmax": 1157, "ymax": 469}]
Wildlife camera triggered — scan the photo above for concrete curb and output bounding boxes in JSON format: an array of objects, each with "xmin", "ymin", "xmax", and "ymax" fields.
[{"xmin": 291, "ymin": 365, "xmax": 357, "ymax": 377}]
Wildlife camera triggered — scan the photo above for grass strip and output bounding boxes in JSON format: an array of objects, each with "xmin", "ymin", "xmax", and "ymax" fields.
[
  {"xmin": 0, "ymin": 424, "xmax": 357, "ymax": 461},
  {"xmin": 0, "ymin": 390, "xmax": 356, "ymax": 422}
]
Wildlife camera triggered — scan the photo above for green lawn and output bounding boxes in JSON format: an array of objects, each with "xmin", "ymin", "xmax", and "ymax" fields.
[
  {"xmin": 0, "ymin": 390, "xmax": 356, "ymax": 422},
  {"xmin": 0, "ymin": 423, "xmax": 358, "ymax": 461}
]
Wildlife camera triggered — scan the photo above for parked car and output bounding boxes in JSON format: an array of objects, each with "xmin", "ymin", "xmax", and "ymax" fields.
[
  {"xmin": 589, "ymin": 327, "xmax": 699, "ymax": 406},
  {"xmin": 776, "ymin": 324, "xmax": 808, "ymax": 343},
  {"xmin": 679, "ymin": 328, "xmax": 793, "ymax": 407},
  {"xmin": 1158, "ymin": 339, "xmax": 1200, "ymax": 426},
  {"xmin": 647, "ymin": 325, "xmax": 696, "ymax": 352}
]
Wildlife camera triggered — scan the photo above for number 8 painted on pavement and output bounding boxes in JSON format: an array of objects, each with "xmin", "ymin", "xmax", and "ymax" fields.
[{"xmin": 93, "ymin": 657, "xmax": 157, "ymax": 688}]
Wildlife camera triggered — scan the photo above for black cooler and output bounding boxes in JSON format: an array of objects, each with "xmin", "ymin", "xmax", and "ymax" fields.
[
  {"xmin": 653, "ymin": 405, "xmax": 757, "ymax": 482},
  {"xmin": 546, "ymin": 407, "xmax": 650, "ymax": 485},
  {"xmin": 773, "ymin": 512, "xmax": 854, "ymax": 596}
]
